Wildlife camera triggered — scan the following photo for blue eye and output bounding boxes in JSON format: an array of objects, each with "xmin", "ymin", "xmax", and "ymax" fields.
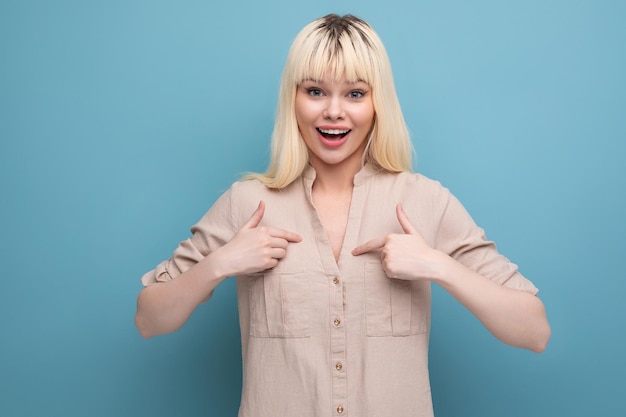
[
  {"xmin": 348, "ymin": 90, "xmax": 365, "ymax": 99},
  {"xmin": 307, "ymin": 88, "xmax": 323, "ymax": 97}
]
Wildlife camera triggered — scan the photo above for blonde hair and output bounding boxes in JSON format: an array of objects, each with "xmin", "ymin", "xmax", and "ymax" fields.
[{"xmin": 246, "ymin": 14, "xmax": 413, "ymax": 189}]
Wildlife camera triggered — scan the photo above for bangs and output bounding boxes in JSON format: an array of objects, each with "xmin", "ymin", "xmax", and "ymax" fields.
[
  {"xmin": 248, "ymin": 14, "xmax": 412, "ymax": 188},
  {"xmin": 289, "ymin": 18, "xmax": 377, "ymax": 86}
]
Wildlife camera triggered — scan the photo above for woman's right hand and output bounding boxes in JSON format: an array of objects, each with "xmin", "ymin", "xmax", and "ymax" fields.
[
  {"xmin": 211, "ymin": 201, "xmax": 302, "ymax": 278},
  {"xmin": 135, "ymin": 200, "xmax": 301, "ymax": 338}
]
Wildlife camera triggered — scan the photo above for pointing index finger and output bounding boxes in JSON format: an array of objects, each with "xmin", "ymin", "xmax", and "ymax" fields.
[
  {"xmin": 352, "ymin": 237, "xmax": 385, "ymax": 256},
  {"xmin": 268, "ymin": 227, "xmax": 302, "ymax": 243}
]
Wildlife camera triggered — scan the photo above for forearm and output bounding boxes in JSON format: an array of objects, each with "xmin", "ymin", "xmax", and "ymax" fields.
[
  {"xmin": 135, "ymin": 203, "xmax": 302, "ymax": 338},
  {"xmin": 434, "ymin": 255, "xmax": 551, "ymax": 352},
  {"xmin": 135, "ymin": 253, "xmax": 227, "ymax": 338}
]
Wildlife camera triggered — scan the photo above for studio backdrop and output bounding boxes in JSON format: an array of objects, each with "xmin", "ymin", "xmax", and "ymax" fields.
[{"xmin": 1, "ymin": 1, "xmax": 624, "ymax": 416}]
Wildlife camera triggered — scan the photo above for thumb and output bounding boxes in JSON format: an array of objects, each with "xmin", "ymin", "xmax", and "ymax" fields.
[
  {"xmin": 396, "ymin": 204, "xmax": 418, "ymax": 234},
  {"xmin": 242, "ymin": 201, "xmax": 265, "ymax": 229}
]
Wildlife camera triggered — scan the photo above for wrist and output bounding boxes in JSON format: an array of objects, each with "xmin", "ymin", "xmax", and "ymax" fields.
[
  {"xmin": 201, "ymin": 251, "xmax": 231, "ymax": 283},
  {"xmin": 429, "ymin": 251, "xmax": 460, "ymax": 287}
]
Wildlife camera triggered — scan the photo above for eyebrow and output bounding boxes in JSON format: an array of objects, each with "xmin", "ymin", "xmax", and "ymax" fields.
[{"xmin": 300, "ymin": 78, "xmax": 368, "ymax": 85}]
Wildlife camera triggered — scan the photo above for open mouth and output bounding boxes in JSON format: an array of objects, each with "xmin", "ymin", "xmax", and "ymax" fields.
[{"xmin": 316, "ymin": 128, "xmax": 351, "ymax": 140}]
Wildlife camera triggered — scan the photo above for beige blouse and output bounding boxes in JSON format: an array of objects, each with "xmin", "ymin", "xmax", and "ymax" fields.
[{"xmin": 142, "ymin": 164, "xmax": 538, "ymax": 417}]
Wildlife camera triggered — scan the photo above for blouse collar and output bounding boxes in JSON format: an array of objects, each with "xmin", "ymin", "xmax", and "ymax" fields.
[{"xmin": 302, "ymin": 162, "xmax": 380, "ymax": 188}]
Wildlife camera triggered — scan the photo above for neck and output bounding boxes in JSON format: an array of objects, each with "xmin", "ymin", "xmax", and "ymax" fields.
[{"xmin": 310, "ymin": 158, "xmax": 362, "ymax": 194}]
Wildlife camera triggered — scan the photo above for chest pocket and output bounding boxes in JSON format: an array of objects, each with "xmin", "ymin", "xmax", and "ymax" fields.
[
  {"xmin": 364, "ymin": 261, "xmax": 430, "ymax": 336},
  {"xmin": 248, "ymin": 270, "xmax": 310, "ymax": 338}
]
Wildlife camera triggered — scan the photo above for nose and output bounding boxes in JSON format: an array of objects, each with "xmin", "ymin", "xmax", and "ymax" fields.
[{"xmin": 323, "ymin": 96, "xmax": 344, "ymax": 120}]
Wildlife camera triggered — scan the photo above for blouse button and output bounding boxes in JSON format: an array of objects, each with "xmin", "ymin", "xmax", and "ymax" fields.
[
  {"xmin": 333, "ymin": 318, "xmax": 341, "ymax": 326},
  {"xmin": 335, "ymin": 362, "xmax": 343, "ymax": 371},
  {"xmin": 337, "ymin": 405, "xmax": 344, "ymax": 414},
  {"xmin": 333, "ymin": 277, "xmax": 340, "ymax": 285}
]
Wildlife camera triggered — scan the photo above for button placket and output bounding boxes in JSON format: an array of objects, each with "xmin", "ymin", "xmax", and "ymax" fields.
[{"xmin": 330, "ymin": 274, "xmax": 347, "ymax": 416}]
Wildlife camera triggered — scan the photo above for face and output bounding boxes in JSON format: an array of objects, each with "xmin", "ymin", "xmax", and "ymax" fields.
[{"xmin": 295, "ymin": 73, "xmax": 375, "ymax": 174}]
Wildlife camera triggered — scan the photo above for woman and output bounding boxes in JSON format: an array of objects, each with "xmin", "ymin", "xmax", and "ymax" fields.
[{"xmin": 135, "ymin": 14, "xmax": 550, "ymax": 417}]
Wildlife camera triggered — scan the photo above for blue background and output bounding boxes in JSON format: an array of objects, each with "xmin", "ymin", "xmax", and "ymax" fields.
[{"xmin": 1, "ymin": 0, "xmax": 624, "ymax": 416}]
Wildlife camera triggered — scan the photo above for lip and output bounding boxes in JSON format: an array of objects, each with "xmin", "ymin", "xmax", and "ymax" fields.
[
  {"xmin": 318, "ymin": 124, "xmax": 351, "ymax": 131},
  {"xmin": 316, "ymin": 126, "xmax": 351, "ymax": 148}
]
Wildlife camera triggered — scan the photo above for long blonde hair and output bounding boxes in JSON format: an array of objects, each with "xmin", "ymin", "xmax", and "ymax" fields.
[{"xmin": 246, "ymin": 14, "xmax": 413, "ymax": 189}]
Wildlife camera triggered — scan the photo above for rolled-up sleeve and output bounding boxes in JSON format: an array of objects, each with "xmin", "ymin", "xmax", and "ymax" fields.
[
  {"xmin": 141, "ymin": 185, "xmax": 237, "ymax": 288},
  {"xmin": 433, "ymin": 186, "xmax": 539, "ymax": 295}
]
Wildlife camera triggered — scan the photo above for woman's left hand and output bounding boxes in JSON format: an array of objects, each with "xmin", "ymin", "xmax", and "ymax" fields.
[
  {"xmin": 352, "ymin": 204, "xmax": 447, "ymax": 282},
  {"xmin": 354, "ymin": 204, "xmax": 551, "ymax": 352}
]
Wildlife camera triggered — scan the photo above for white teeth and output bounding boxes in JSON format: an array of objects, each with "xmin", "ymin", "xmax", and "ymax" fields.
[{"xmin": 318, "ymin": 128, "xmax": 350, "ymax": 135}]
